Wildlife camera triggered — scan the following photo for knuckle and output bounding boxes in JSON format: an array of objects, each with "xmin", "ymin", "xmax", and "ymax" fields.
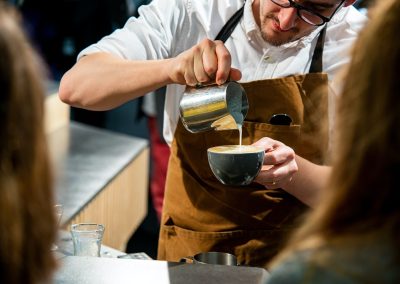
[
  {"xmin": 204, "ymin": 65, "xmax": 217, "ymax": 76},
  {"xmin": 269, "ymin": 155, "xmax": 279, "ymax": 165},
  {"xmin": 219, "ymin": 50, "xmax": 231, "ymax": 61},
  {"xmin": 270, "ymin": 172, "xmax": 279, "ymax": 180},
  {"xmin": 192, "ymin": 44, "xmax": 202, "ymax": 54},
  {"xmin": 292, "ymin": 163, "xmax": 299, "ymax": 173},
  {"xmin": 200, "ymin": 38, "xmax": 213, "ymax": 48},
  {"xmin": 205, "ymin": 38, "xmax": 215, "ymax": 48},
  {"xmin": 197, "ymin": 74, "xmax": 210, "ymax": 83},
  {"xmin": 260, "ymin": 137, "xmax": 273, "ymax": 145}
]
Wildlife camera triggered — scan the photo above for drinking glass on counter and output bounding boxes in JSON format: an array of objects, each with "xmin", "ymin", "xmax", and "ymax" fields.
[{"xmin": 71, "ymin": 223, "xmax": 105, "ymax": 257}]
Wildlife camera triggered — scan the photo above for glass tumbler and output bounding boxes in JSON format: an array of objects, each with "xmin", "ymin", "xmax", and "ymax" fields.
[{"xmin": 71, "ymin": 223, "xmax": 105, "ymax": 257}]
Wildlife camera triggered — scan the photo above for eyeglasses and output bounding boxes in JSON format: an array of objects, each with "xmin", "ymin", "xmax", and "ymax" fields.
[{"xmin": 270, "ymin": 0, "xmax": 346, "ymax": 26}]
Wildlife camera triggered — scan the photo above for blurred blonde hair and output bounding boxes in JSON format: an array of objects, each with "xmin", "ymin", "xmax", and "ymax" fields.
[
  {"xmin": 270, "ymin": 0, "xmax": 400, "ymax": 268},
  {"xmin": 0, "ymin": 2, "xmax": 57, "ymax": 283}
]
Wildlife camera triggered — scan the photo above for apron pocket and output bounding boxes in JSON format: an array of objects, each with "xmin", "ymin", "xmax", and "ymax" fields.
[
  {"xmin": 242, "ymin": 121, "xmax": 301, "ymax": 149},
  {"xmin": 202, "ymin": 121, "xmax": 301, "ymax": 149},
  {"xmin": 243, "ymin": 121, "xmax": 323, "ymax": 161},
  {"xmin": 159, "ymin": 216, "xmax": 293, "ymax": 267}
]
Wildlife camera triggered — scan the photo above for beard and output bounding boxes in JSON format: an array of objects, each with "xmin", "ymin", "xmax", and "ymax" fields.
[{"xmin": 260, "ymin": 13, "xmax": 301, "ymax": 46}]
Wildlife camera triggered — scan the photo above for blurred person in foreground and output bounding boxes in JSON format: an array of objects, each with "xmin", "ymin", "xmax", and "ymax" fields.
[
  {"xmin": 266, "ymin": 0, "xmax": 400, "ymax": 282},
  {"xmin": 0, "ymin": 2, "xmax": 57, "ymax": 283}
]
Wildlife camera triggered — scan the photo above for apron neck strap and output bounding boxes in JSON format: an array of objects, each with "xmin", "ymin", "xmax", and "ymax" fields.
[
  {"xmin": 215, "ymin": 1, "xmax": 246, "ymax": 42},
  {"xmin": 309, "ymin": 25, "xmax": 327, "ymax": 73}
]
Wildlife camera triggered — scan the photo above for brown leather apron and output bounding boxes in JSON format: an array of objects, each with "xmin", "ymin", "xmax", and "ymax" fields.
[{"xmin": 158, "ymin": 8, "xmax": 329, "ymax": 267}]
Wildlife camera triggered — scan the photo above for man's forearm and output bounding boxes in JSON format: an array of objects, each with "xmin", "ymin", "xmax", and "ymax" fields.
[
  {"xmin": 59, "ymin": 52, "xmax": 173, "ymax": 111},
  {"xmin": 282, "ymin": 155, "xmax": 331, "ymax": 207}
]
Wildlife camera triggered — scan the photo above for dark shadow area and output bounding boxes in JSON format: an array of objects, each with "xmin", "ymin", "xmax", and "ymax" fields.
[{"xmin": 126, "ymin": 190, "xmax": 160, "ymax": 259}]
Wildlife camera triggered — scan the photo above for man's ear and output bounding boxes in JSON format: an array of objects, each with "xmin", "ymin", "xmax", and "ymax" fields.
[{"xmin": 344, "ymin": 0, "xmax": 357, "ymax": 7}]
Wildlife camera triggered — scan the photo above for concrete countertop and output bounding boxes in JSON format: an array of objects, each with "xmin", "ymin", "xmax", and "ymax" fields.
[
  {"xmin": 53, "ymin": 230, "xmax": 269, "ymax": 284},
  {"xmin": 53, "ymin": 256, "xmax": 269, "ymax": 284},
  {"xmin": 53, "ymin": 230, "xmax": 269, "ymax": 283},
  {"xmin": 48, "ymin": 121, "xmax": 148, "ymax": 227}
]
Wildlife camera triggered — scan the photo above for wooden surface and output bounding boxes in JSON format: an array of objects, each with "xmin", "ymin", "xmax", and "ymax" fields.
[
  {"xmin": 45, "ymin": 89, "xmax": 149, "ymax": 251},
  {"xmin": 64, "ymin": 148, "xmax": 149, "ymax": 251}
]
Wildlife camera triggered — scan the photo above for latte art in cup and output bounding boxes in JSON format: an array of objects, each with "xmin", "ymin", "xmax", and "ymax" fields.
[{"xmin": 208, "ymin": 145, "xmax": 264, "ymax": 154}]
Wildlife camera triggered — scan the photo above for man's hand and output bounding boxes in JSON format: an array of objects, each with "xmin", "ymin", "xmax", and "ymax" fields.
[
  {"xmin": 168, "ymin": 38, "xmax": 242, "ymax": 86},
  {"xmin": 253, "ymin": 137, "xmax": 298, "ymax": 189}
]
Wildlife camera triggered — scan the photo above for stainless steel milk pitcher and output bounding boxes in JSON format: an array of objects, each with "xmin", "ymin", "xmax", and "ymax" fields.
[{"xmin": 179, "ymin": 81, "xmax": 249, "ymax": 133}]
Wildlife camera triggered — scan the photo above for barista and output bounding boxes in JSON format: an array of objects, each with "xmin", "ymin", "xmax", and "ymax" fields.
[{"xmin": 59, "ymin": 0, "xmax": 366, "ymax": 267}]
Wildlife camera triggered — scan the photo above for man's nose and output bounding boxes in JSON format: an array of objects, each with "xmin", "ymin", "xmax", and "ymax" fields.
[{"xmin": 278, "ymin": 7, "xmax": 298, "ymax": 30}]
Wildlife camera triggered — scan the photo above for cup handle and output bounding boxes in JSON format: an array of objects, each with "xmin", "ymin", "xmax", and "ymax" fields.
[{"xmin": 179, "ymin": 256, "xmax": 194, "ymax": 264}]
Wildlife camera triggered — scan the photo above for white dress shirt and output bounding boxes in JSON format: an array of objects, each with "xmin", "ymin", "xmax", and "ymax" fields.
[{"xmin": 78, "ymin": 0, "xmax": 366, "ymax": 145}]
